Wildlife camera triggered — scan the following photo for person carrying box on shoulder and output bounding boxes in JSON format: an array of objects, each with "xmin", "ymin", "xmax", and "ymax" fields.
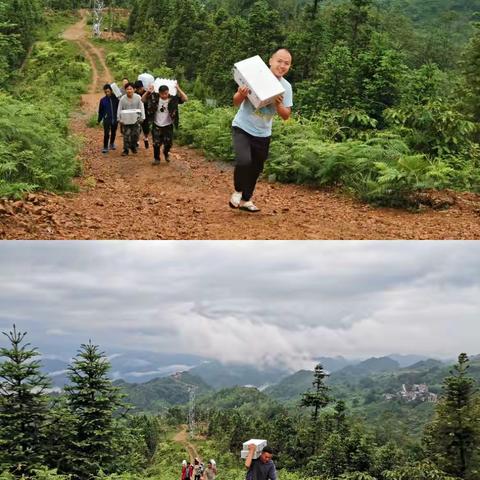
[
  {"xmin": 230, "ymin": 48, "xmax": 293, "ymax": 213},
  {"xmin": 245, "ymin": 444, "xmax": 277, "ymax": 480},
  {"xmin": 143, "ymin": 81, "xmax": 188, "ymax": 165},
  {"xmin": 117, "ymin": 83, "xmax": 146, "ymax": 156}
]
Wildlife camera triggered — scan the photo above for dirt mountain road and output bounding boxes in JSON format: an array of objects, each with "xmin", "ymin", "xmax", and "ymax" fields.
[{"xmin": 173, "ymin": 426, "xmax": 200, "ymax": 462}]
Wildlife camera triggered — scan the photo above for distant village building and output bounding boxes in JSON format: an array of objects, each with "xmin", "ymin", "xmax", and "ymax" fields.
[{"xmin": 384, "ymin": 384, "xmax": 438, "ymax": 403}]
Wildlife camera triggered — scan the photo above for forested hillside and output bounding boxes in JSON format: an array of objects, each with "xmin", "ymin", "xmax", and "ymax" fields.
[{"xmin": 1, "ymin": 326, "xmax": 480, "ymax": 480}]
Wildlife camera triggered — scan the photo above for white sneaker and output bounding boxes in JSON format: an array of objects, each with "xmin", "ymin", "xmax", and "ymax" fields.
[
  {"xmin": 239, "ymin": 200, "xmax": 260, "ymax": 212},
  {"xmin": 229, "ymin": 191, "xmax": 242, "ymax": 208}
]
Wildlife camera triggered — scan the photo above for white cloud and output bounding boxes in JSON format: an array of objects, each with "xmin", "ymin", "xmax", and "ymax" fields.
[
  {"xmin": 0, "ymin": 241, "xmax": 478, "ymax": 369},
  {"xmin": 46, "ymin": 329, "xmax": 70, "ymax": 336}
]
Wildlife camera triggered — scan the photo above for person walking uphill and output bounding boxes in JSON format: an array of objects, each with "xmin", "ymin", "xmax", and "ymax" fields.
[
  {"xmin": 245, "ymin": 444, "xmax": 277, "ymax": 480},
  {"xmin": 143, "ymin": 82, "xmax": 188, "ymax": 165},
  {"xmin": 203, "ymin": 460, "xmax": 217, "ymax": 480},
  {"xmin": 230, "ymin": 48, "xmax": 293, "ymax": 213},
  {"xmin": 117, "ymin": 83, "xmax": 146, "ymax": 156},
  {"xmin": 98, "ymin": 84, "xmax": 119, "ymax": 154},
  {"xmin": 134, "ymin": 80, "xmax": 151, "ymax": 149}
]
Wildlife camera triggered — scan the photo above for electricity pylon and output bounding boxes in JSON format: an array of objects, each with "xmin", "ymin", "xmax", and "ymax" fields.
[
  {"xmin": 187, "ymin": 385, "xmax": 197, "ymax": 439},
  {"xmin": 92, "ymin": 0, "xmax": 104, "ymax": 37}
]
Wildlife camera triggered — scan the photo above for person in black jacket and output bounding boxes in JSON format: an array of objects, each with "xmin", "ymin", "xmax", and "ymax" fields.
[
  {"xmin": 98, "ymin": 84, "xmax": 120, "ymax": 154},
  {"xmin": 143, "ymin": 82, "xmax": 188, "ymax": 165}
]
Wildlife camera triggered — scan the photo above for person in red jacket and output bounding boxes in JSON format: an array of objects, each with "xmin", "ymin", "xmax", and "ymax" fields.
[{"xmin": 181, "ymin": 460, "xmax": 188, "ymax": 480}]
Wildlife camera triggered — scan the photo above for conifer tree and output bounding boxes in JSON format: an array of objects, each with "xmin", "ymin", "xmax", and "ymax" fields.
[
  {"xmin": 0, "ymin": 325, "xmax": 50, "ymax": 476},
  {"xmin": 301, "ymin": 363, "xmax": 330, "ymax": 421},
  {"xmin": 63, "ymin": 341, "xmax": 126, "ymax": 479},
  {"xmin": 424, "ymin": 353, "xmax": 480, "ymax": 480}
]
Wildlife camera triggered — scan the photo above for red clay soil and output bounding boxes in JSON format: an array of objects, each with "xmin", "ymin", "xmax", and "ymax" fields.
[{"xmin": 1, "ymin": 16, "xmax": 480, "ymax": 240}]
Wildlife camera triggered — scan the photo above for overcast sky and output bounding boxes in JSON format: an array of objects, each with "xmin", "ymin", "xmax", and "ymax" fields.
[{"xmin": 0, "ymin": 241, "xmax": 478, "ymax": 370}]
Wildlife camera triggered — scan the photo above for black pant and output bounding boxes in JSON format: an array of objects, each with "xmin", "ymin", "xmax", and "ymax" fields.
[
  {"xmin": 141, "ymin": 121, "xmax": 151, "ymax": 136},
  {"xmin": 153, "ymin": 124, "xmax": 174, "ymax": 160},
  {"xmin": 232, "ymin": 126, "xmax": 271, "ymax": 202},
  {"xmin": 103, "ymin": 120, "xmax": 118, "ymax": 149}
]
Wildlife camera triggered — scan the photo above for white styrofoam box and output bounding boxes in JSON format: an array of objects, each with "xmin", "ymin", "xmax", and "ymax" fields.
[
  {"xmin": 120, "ymin": 109, "xmax": 142, "ymax": 125},
  {"xmin": 233, "ymin": 55, "xmax": 285, "ymax": 109},
  {"xmin": 154, "ymin": 78, "xmax": 177, "ymax": 96},
  {"xmin": 240, "ymin": 439, "xmax": 267, "ymax": 459},
  {"xmin": 138, "ymin": 73, "xmax": 155, "ymax": 90},
  {"xmin": 110, "ymin": 82, "xmax": 122, "ymax": 98},
  {"xmin": 242, "ymin": 439, "xmax": 267, "ymax": 450},
  {"xmin": 241, "ymin": 450, "xmax": 262, "ymax": 460}
]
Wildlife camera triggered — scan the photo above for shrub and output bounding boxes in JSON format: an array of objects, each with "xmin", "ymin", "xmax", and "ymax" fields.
[
  {"xmin": 0, "ymin": 35, "xmax": 90, "ymax": 198},
  {"xmin": 177, "ymin": 101, "xmax": 480, "ymax": 208}
]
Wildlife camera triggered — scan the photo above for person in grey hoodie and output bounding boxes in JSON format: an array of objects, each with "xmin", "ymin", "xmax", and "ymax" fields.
[{"xmin": 117, "ymin": 83, "xmax": 146, "ymax": 156}]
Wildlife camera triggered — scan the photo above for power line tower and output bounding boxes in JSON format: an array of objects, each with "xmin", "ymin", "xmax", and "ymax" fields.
[
  {"xmin": 187, "ymin": 385, "xmax": 197, "ymax": 439},
  {"xmin": 92, "ymin": 0, "xmax": 105, "ymax": 37}
]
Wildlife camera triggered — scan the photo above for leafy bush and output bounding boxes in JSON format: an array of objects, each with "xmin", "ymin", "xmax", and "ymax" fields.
[
  {"xmin": 0, "ymin": 93, "xmax": 80, "ymax": 197},
  {"xmin": 0, "ymin": 468, "xmax": 71, "ymax": 480},
  {"xmin": 178, "ymin": 101, "xmax": 480, "ymax": 207},
  {"xmin": 383, "ymin": 461, "xmax": 458, "ymax": 480},
  {"xmin": 177, "ymin": 100, "xmax": 235, "ymax": 161},
  {"xmin": 105, "ymin": 41, "xmax": 174, "ymax": 84},
  {"xmin": 385, "ymin": 100, "xmax": 477, "ymax": 157}
]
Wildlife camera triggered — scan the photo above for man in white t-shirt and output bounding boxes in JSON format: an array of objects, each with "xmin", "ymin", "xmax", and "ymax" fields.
[
  {"xmin": 144, "ymin": 83, "xmax": 188, "ymax": 165},
  {"xmin": 229, "ymin": 48, "xmax": 293, "ymax": 212}
]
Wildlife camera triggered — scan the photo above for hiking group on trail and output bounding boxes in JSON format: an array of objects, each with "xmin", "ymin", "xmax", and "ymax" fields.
[
  {"xmin": 97, "ymin": 79, "xmax": 188, "ymax": 162},
  {"xmin": 181, "ymin": 458, "xmax": 216, "ymax": 480},
  {"xmin": 97, "ymin": 48, "xmax": 293, "ymax": 214},
  {"xmin": 178, "ymin": 443, "xmax": 277, "ymax": 480}
]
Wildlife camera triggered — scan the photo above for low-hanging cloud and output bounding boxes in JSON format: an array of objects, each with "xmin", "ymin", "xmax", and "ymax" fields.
[{"xmin": 0, "ymin": 241, "xmax": 479, "ymax": 370}]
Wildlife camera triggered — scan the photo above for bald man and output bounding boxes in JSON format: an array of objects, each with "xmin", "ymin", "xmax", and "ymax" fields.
[{"xmin": 229, "ymin": 48, "xmax": 293, "ymax": 213}]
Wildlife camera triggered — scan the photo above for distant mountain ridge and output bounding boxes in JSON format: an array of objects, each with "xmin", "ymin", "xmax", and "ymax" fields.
[
  {"xmin": 314, "ymin": 356, "xmax": 355, "ymax": 372},
  {"xmin": 38, "ymin": 352, "xmax": 478, "ymax": 401},
  {"xmin": 188, "ymin": 360, "xmax": 290, "ymax": 389},
  {"xmin": 39, "ymin": 350, "xmax": 206, "ymax": 386},
  {"xmin": 35, "ymin": 353, "xmax": 479, "ymax": 414},
  {"xmin": 335, "ymin": 356, "xmax": 401, "ymax": 377},
  {"xmin": 116, "ymin": 371, "xmax": 212, "ymax": 412}
]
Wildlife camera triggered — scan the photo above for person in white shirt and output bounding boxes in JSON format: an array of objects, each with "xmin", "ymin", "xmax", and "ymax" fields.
[{"xmin": 143, "ymin": 82, "xmax": 188, "ymax": 165}]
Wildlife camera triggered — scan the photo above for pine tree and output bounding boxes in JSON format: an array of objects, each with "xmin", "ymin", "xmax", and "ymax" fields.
[
  {"xmin": 424, "ymin": 353, "xmax": 480, "ymax": 480},
  {"xmin": 63, "ymin": 341, "xmax": 126, "ymax": 479},
  {"xmin": 43, "ymin": 398, "xmax": 78, "ymax": 475},
  {"xmin": 301, "ymin": 364, "xmax": 330, "ymax": 421},
  {"xmin": 0, "ymin": 325, "xmax": 51, "ymax": 476},
  {"xmin": 246, "ymin": 1, "xmax": 284, "ymax": 60}
]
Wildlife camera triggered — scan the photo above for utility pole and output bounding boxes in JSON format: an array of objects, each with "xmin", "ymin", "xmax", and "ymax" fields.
[
  {"xmin": 92, "ymin": 0, "xmax": 104, "ymax": 38},
  {"xmin": 187, "ymin": 385, "xmax": 197, "ymax": 439}
]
